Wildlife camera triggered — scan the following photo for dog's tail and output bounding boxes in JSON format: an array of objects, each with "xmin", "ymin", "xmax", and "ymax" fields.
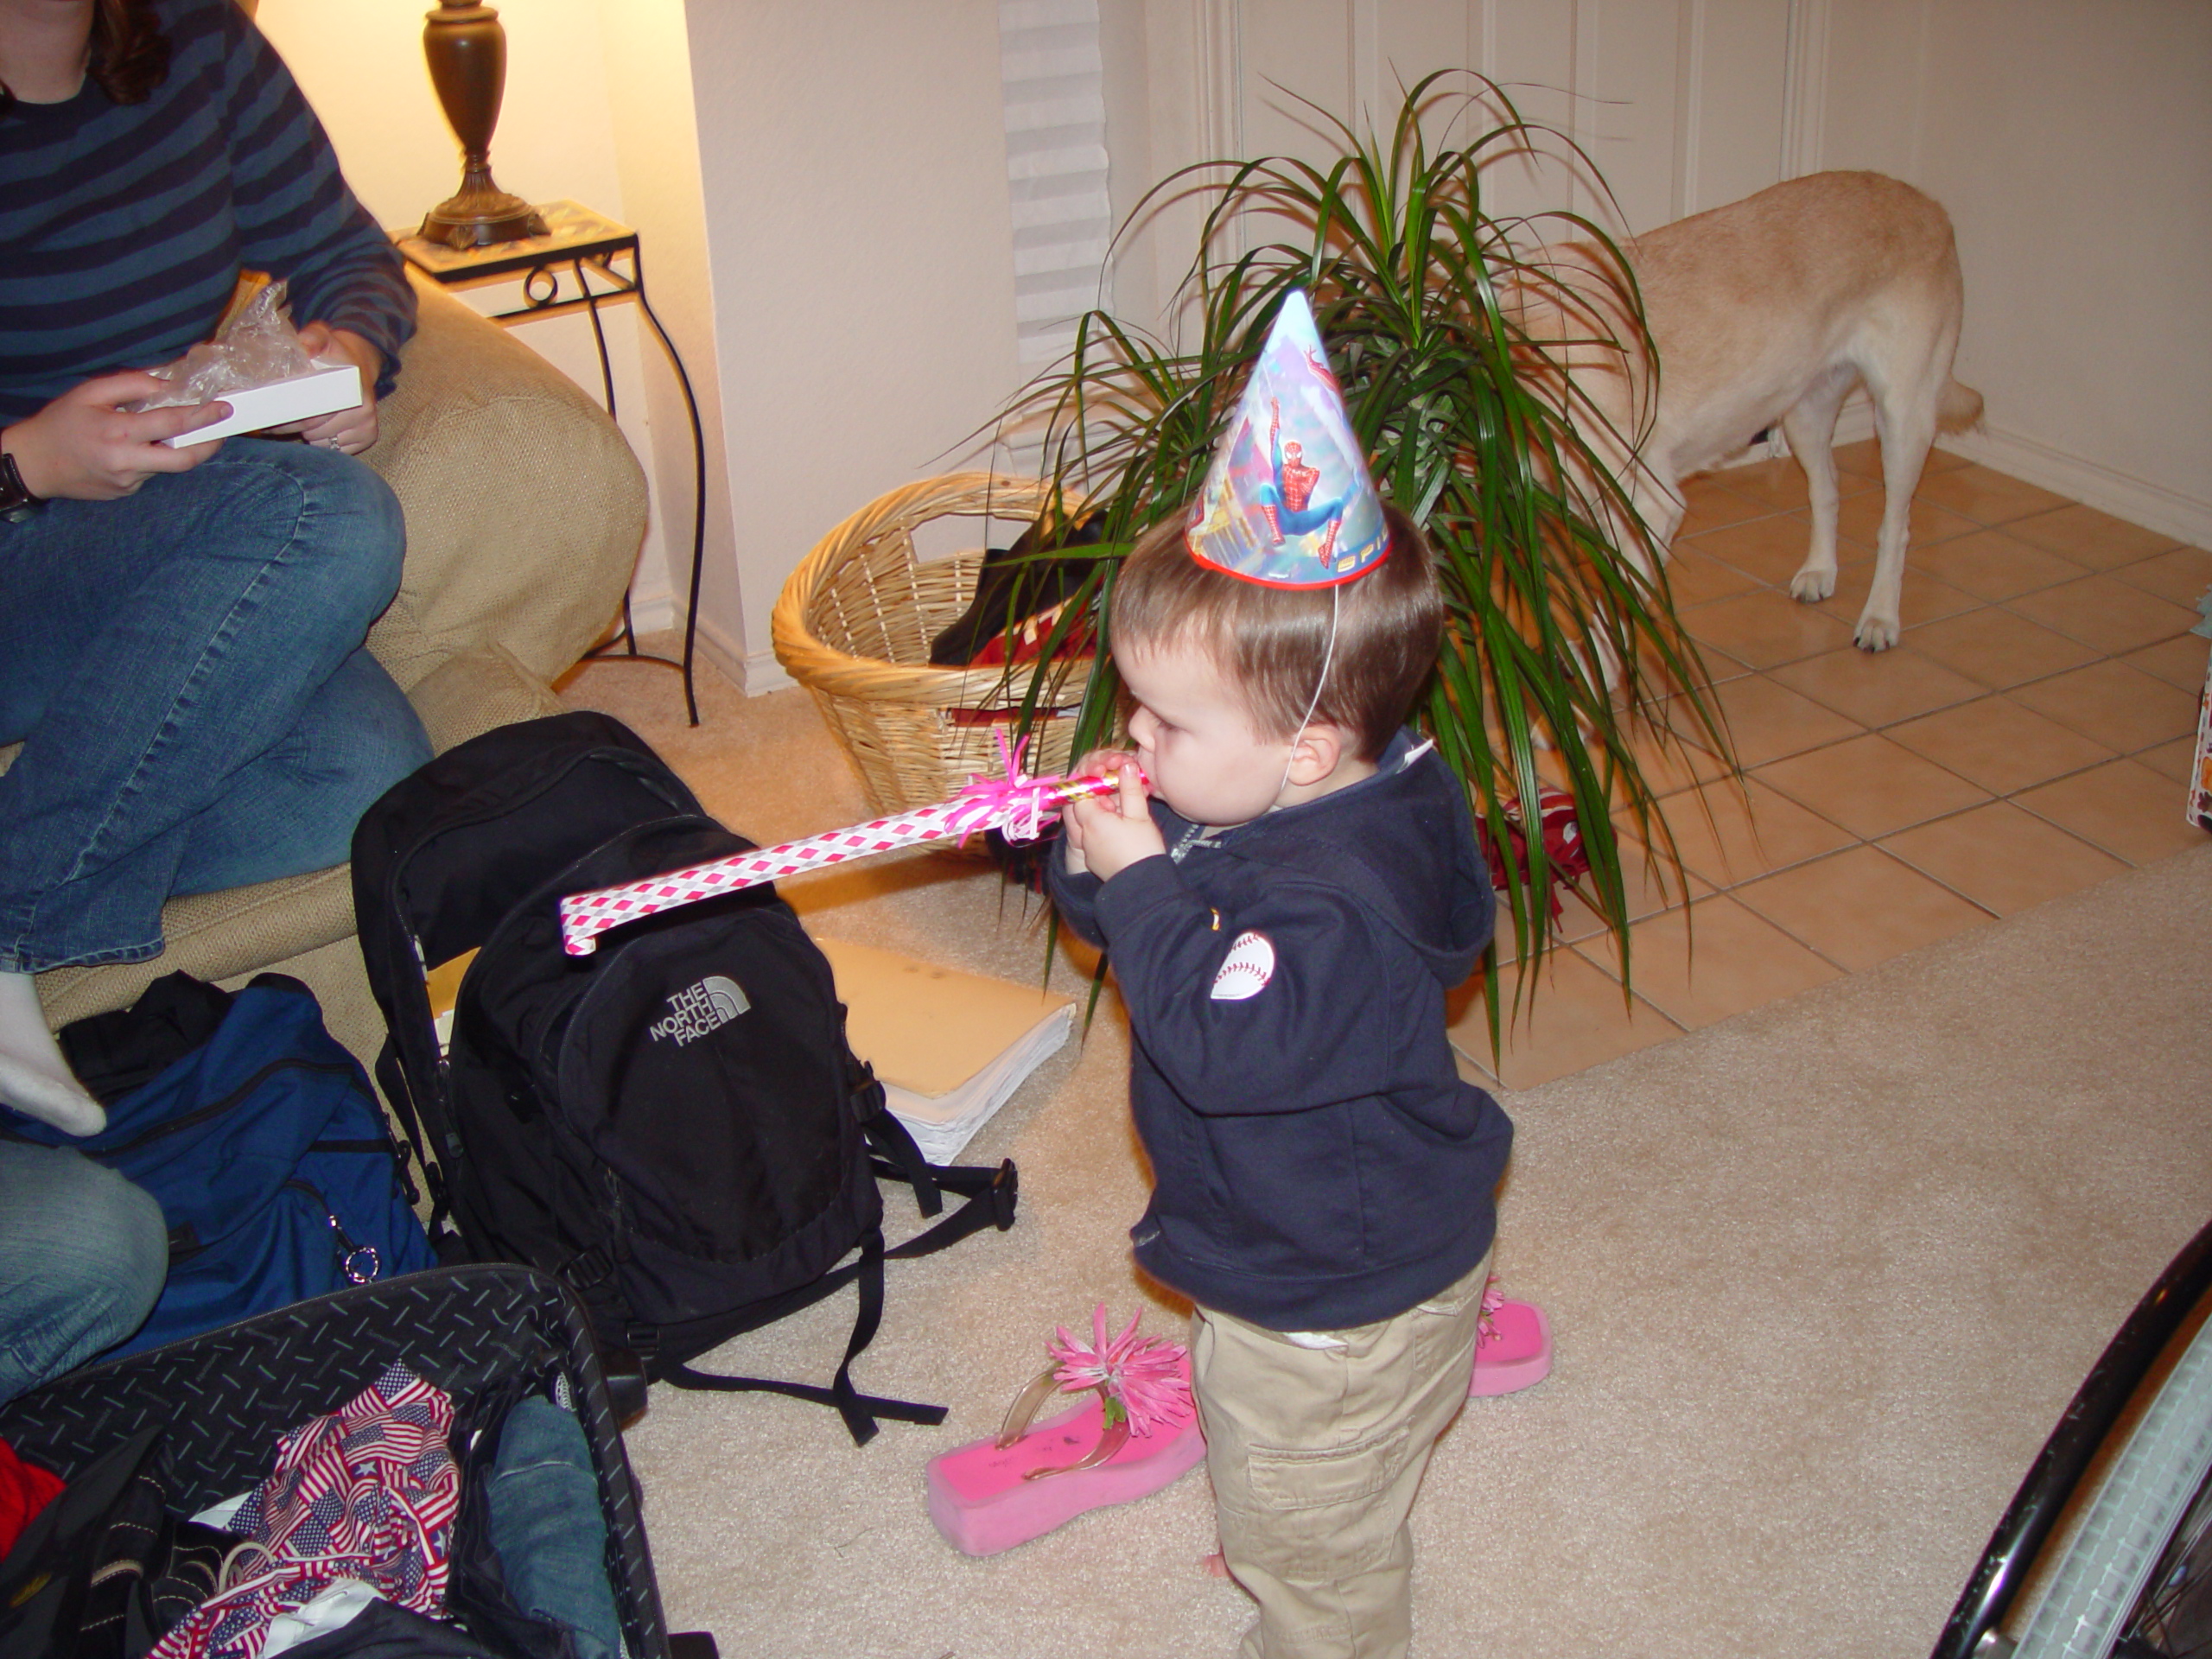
[{"xmin": 1937, "ymin": 378, "xmax": 1985, "ymax": 433}]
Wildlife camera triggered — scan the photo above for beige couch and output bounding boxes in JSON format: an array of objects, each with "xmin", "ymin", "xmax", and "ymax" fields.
[{"xmin": 30, "ymin": 273, "xmax": 648, "ymax": 1070}]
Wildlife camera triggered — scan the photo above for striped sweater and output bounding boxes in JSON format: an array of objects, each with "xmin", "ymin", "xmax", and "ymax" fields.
[{"xmin": 0, "ymin": 0, "xmax": 414, "ymax": 423}]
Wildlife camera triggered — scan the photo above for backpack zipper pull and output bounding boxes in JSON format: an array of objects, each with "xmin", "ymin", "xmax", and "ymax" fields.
[{"xmin": 287, "ymin": 1178, "xmax": 382, "ymax": 1284}]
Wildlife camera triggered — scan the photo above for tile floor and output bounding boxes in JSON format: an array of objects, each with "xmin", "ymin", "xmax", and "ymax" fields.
[{"xmin": 1448, "ymin": 436, "xmax": 2211, "ymax": 1092}]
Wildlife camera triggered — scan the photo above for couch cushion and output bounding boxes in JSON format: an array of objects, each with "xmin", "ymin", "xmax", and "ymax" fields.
[
  {"xmin": 35, "ymin": 866, "xmax": 355, "ymax": 1029},
  {"xmin": 366, "ymin": 276, "xmax": 647, "ymax": 694}
]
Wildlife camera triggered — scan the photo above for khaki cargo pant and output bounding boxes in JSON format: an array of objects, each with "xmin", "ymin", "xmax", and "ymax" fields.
[{"xmin": 1190, "ymin": 1250, "xmax": 1491, "ymax": 1659}]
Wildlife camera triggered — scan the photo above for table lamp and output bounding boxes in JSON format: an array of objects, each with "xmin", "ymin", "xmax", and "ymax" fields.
[{"xmin": 417, "ymin": 0, "xmax": 548, "ymax": 250}]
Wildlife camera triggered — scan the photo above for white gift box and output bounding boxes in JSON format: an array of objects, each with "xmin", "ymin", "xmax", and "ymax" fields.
[{"xmin": 162, "ymin": 360, "xmax": 363, "ymax": 448}]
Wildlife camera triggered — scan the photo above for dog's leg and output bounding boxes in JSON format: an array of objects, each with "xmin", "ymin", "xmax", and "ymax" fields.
[
  {"xmin": 1854, "ymin": 362, "xmax": 1942, "ymax": 652},
  {"xmin": 1635, "ymin": 479, "xmax": 1687, "ymax": 587},
  {"xmin": 1783, "ymin": 365, "xmax": 1855, "ymax": 606}
]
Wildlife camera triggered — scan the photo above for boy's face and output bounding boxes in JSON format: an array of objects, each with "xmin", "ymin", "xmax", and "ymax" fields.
[{"xmin": 1119, "ymin": 635, "xmax": 1295, "ymax": 831}]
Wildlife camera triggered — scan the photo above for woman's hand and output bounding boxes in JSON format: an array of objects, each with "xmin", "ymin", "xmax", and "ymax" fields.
[
  {"xmin": 3, "ymin": 374, "xmax": 231, "ymax": 500},
  {"xmin": 1062, "ymin": 751, "xmax": 1163, "ymax": 882},
  {"xmin": 280, "ymin": 324, "xmax": 381, "ymax": 456}
]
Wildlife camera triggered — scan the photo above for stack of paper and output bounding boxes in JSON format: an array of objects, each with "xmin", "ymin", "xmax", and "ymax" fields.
[{"xmin": 818, "ymin": 938, "xmax": 1074, "ymax": 1163}]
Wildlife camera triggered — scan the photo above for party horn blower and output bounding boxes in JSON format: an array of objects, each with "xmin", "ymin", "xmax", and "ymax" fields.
[{"xmin": 557, "ymin": 760, "xmax": 1135, "ymax": 957}]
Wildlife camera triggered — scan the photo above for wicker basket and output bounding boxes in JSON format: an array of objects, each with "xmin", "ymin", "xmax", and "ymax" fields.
[{"xmin": 772, "ymin": 473, "xmax": 1098, "ymax": 816}]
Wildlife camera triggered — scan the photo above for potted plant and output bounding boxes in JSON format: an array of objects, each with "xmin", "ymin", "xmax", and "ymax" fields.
[{"xmin": 979, "ymin": 73, "xmax": 1726, "ymax": 1040}]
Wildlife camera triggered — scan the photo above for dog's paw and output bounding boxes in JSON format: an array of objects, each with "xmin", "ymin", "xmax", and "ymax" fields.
[
  {"xmin": 1789, "ymin": 565, "xmax": 1837, "ymax": 604},
  {"xmin": 1853, "ymin": 613, "xmax": 1903, "ymax": 652}
]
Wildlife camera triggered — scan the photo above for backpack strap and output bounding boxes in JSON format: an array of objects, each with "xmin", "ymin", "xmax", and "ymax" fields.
[
  {"xmin": 373, "ymin": 1035, "xmax": 459, "ymax": 1252},
  {"xmin": 656, "ymin": 1231, "xmax": 949, "ymax": 1445},
  {"xmin": 865, "ymin": 1110, "xmax": 1020, "ymax": 1256},
  {"xmin": 849, "ymin": 1056, "xmax": 940, "ymax": 1214},
  {"xmin": 635, "ymin": 1109, "xmax": 1019, "ymax": 1446}
]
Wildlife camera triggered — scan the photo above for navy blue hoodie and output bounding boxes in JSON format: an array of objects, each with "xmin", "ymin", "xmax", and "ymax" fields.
[{"xmin": 1048, "ymin": 730, "xmax": 1513, "ymax": 1331}]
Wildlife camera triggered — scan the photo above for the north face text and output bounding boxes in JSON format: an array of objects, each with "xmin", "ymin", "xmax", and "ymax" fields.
[{"xmin": 649, "ymin": 975, "xmax": 751, "ymax": 1045}]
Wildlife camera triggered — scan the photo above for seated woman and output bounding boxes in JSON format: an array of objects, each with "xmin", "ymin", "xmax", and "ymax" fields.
[
  {"xmin": 2, "ymin": 0, "xmax": 431, "ymax": 1389},
  {"xmin": 0, "ymin": 0, "xmax": 431, "ymax": 1140}
]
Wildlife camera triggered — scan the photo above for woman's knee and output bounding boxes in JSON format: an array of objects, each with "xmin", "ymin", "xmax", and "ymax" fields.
[
  {"xmin": 312, "ymin": 651, "xmax": 432, "ymax": 810},
  {"xmin": 171, "ymin": 649, "xmax": 430, "ymax": 893},
  {"xmin": 0, "ymin": 1150, "xmax": 166, "ymax": 1398},
  {"xmin": 100, "ymin": 1170, "xmax": 168, "ymax": 1337},
  {"xmin": 213, "ymin": 441, "xmax": 408, "ymax": 624},
  {"xmin": 52, "ymin": 1154, "xmax": 168, "ymax": 1313},
  {"xmin": 284, "ymin": 444, "xmax": 407, "ymax": 611}
]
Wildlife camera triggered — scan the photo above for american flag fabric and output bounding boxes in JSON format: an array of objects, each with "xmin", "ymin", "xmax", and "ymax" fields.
[{"xmin": 149, "ymin": 1363, "xmax": 460, "ymax": 1659}]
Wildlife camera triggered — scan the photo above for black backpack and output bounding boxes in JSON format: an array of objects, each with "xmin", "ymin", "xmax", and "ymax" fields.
[{"xmin": 350, "ymin": 711, "xmax": 1018, "ymax": 1443}]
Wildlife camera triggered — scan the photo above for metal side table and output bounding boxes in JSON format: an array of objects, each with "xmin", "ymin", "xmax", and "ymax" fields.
[{"xmin": 397, "ymin": 199, "xmax": 707, "ymax": 724}]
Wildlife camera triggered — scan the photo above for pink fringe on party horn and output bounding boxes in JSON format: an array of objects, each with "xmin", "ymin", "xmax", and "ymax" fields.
[{"xmin": 557, "ymin": 736, "xmax": 1126, "ymax": 956}]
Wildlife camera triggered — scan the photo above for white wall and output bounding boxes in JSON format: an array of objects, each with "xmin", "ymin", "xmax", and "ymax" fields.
[
  {"xmin": 682, "ymin": 1, "xmax": 1030, "ymax": 690},
  {"xmin": 592, "ymin": 0, "xmax": 738, "ymax": 681},
  {"xmin": 251, "ymin": 0, "xmax": 736, "ymax": 677},
  {"xmin": 1818, "ymin": 0, "xmax": 2212, "ymax": 546},
  {"xmin": 1100, "ymin": 0, "xmax": 1809, "ymax": 336}
]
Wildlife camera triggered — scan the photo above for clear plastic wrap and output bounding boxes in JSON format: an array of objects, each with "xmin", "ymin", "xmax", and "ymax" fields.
[{"xmin": 139, "ymin": 282, "xmax": 315, "ymax": 410}]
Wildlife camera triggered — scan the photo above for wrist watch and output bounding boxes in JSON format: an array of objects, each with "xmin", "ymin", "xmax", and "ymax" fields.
[{"xmin": 0, "ymin": 449, "xmax": 43, "ymax": 523}]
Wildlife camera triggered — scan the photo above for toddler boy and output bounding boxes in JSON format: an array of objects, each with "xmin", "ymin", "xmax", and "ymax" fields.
[{"xmin": 1047, "ymin": 291, "xmax": 1512, "ymax": 1659}]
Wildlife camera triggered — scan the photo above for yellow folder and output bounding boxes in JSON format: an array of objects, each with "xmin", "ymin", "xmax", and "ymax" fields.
[{"xmin": 817, "ymin": 938, "xmax": 1073, "ymax": 1158}]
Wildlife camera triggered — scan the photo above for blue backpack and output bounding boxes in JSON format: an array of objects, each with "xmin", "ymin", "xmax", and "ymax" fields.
[{"xmin": 4, "ymin": 973, "xmax": 435, "ymax": 1357}]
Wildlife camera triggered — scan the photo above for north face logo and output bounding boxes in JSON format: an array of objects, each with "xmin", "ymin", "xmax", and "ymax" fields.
[{"xmin": 649, "ymin": 975, "xmax": 751, "ymax": 1045}]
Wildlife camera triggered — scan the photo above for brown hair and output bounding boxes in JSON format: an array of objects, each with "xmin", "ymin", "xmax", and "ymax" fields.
[
  {"xmin": 1109, "ymin": 504, "xmax": 1443, "ymax": 760},
  {"xmin": 0, "ymin": 0, "xmax": 169, "ymax": 115},
  {"xmin": 89, "ymin": 0, "xmax": 172, "ymax": 105}
]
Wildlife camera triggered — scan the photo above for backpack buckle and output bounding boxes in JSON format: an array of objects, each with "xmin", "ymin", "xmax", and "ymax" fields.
[
  {"xmin": 562, "ymin": 1243, "xmax": 616, "ymax": 1295},
  {"xmin": 988, "ymin": 1160, "xmax": 1019, "ymax": 1231},
  {"xmin": 603, "ymin": 1344, "xmax": 652, "ymax": 1429},
  {"xmin": 848, "ymin": 1058, "xmax": 885, "ymax": 1121}
]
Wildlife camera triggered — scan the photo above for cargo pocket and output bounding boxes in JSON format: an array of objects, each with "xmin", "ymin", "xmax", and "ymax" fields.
[{"xmin": 1239, "ymin": 1423, "xmax": 1413, "ymax": 1576}]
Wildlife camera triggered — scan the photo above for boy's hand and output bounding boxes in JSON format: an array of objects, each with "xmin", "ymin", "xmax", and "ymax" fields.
[
  {"xmin": 1064, "ymin": 760, "xmax": 1164, "ymax": 882},
  {"xmin": 1061, "ymin": 748, "xmax": 1133, "ymax": 875}
]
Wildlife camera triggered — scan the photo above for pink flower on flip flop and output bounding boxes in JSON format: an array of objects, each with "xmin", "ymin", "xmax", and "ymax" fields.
[{"xmin": 1048, "ymin": 1306, "xmax": 1193, "ymax": 1436}]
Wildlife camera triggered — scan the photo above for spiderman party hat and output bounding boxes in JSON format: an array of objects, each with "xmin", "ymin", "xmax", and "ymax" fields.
[{"xmin": 1185, "ymin": 289, "xmax": 1390, "ymax": 588}]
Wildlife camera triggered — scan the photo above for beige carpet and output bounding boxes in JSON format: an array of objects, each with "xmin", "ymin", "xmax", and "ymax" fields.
[{"xmin": 562, "ymin": 651, "xmax": 2212, "ymax": 1659}]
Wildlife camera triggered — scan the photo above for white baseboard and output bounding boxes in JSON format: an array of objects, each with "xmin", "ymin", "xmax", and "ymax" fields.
[
  {"xmin": 601, "ymin": 603, "xmax": 760, "ymax": 698},
  {"xmin": 1723, "ymin": 393, "xmax": 2209, "ymax": 549},
  {"xmin": 742, "ymin": 642, "xmax": 794, "ymax": 696},
  {"xmin": 625, "ymin": 591, "xmax": 679, "ymax": 638},
  {"xmin": 676, "ymin": 611, "xmax": 757, "ymax": 696},
  {"xmin": 1940, "ymin": 424, "xmax": 2212, "ymax": 550}
]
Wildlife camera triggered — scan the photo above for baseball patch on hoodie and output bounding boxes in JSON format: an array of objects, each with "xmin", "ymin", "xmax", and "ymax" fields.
[{"xmin": 1211, "ymin": 931, "xmax": 1276, "ymax": 1001}]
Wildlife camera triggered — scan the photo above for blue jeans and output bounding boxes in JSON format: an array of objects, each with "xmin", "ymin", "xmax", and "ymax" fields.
[
  {"xmin": 0, "ymin": 1141, "xmax": 167, "ymax": 1404},
  {"xmin": 0, "ymin": 440, "xmax": 430, "ymax": 973},
  {"xmin": 488, "ymin": 1395, "xmax": 624, "ymax": 1659}
]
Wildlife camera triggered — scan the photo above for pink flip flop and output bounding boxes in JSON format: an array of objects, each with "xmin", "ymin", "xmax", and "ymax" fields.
[
  {"xmin": 926, "ymin": 1306, "xmax": 1206, "ymax": 1556},
  {"xmin": 1471, "ymin": 1281, "xmax": 1551, "ymax": 1397}
]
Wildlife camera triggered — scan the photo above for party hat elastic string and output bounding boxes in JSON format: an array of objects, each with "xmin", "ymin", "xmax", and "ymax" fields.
[{"xmin": 1276, "ymin": 582, "xmax": 1343, "ymax": 800}]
